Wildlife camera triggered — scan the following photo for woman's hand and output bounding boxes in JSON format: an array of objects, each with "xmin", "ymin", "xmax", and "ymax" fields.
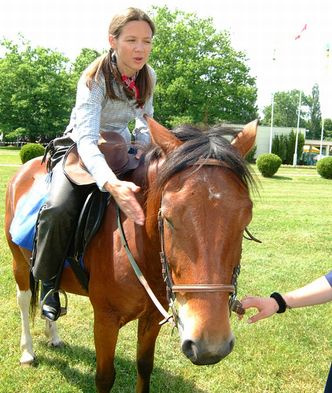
[
  {"xmin": 135, "ymin": 149, "xmax": 143, "ymax": 160},
  {"xmin": 240, "ymin": 296, "xmax": 280, "ymax": 323},
  {"xmin": 104, "ymin": 178, "xmax": 145, "ymax": 225}
]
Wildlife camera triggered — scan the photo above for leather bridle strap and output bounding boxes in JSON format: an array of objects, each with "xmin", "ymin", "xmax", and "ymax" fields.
[
  {"xmin": 172, "ymin": 284, "xmax": 235, "ymax": 292},
  {"xmin": 116, "ymin": 205, "xmax": 174, "ymax": 325}
]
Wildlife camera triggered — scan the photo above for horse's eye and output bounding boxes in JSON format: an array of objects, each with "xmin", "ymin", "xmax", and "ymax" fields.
[{"xmin": 164, "ymin": 217, "xmax": 175, "ymax": 230}]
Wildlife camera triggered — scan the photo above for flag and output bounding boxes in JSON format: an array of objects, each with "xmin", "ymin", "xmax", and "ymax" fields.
[{"xmin": 295, "ymin": 24, "xmax": 307, "ymax": 40}]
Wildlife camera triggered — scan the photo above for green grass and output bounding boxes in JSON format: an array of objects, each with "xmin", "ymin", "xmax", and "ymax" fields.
[
  {"xmin": 0, "ymin": 148, "xmax": 331, "ymax": 392},
  {"xmin": 0, "ymin": 146, "xmax": 22, "ymax": 165}
]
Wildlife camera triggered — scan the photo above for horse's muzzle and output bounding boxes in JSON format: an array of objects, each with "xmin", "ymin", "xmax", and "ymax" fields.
[{"xmin": 181, "ymin": 335, "xmax": 235, "ymax": 365}]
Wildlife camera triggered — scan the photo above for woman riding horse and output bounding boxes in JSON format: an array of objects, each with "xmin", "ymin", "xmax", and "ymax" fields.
[
  {"xmin": 6, "ymin": 116, "xmax": 258, "ymax": 391},
  {"xmin": 31, "ymin": 7, "xmax": 156, "ymax": 322}
]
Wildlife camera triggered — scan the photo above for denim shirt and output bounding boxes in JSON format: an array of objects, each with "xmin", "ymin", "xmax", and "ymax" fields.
[{"xmin": 67, "ymin": 65, "xmax": 156, "ymax": 189}]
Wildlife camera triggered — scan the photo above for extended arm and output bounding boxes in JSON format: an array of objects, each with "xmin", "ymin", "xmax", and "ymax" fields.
[{"xmin": 241, "ymin": 273, "xmax": 332, "ymax": 323}]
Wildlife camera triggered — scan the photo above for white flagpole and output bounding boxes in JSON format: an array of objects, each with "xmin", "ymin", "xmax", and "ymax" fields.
[
  {"xmin": 293, "ymin": 90, "xmax": 302, "ymax": 167},
  {"xmin": 269, "ymin": 49, "xmax": 276, "ymax": 153},
  {"xmin": 319, "ymin": 44, "xmax": 330, "ymax": 157},
  {"xmin": 269, "ymin": 92, "xmax": 275, "ymax": 153},
  {"xmin": 319, "ymin": 118, "xmax": 325, "ymax": 156},
  {"xmin": 292, "ymin": 24, "xmax": 307, "ymax": 167}
]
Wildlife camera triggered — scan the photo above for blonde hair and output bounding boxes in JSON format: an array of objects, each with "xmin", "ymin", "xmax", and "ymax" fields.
[{"xmin": 85, "ymin": 8, "xmax": 155, "ymax": 106}]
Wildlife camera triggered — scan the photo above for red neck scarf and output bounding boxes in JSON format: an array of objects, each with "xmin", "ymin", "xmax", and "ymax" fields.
[{"xmin": 121, "ymin": 74, "xmax": 140, "ymax": 101}]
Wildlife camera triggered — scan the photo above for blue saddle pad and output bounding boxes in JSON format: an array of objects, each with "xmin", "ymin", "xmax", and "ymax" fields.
[{"xmin": 10, "ymin": 174, "xmax": 51, "ymax": 250}]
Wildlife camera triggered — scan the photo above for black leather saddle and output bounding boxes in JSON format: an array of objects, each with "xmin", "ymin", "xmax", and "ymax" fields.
[{"xmin": 67, "ymin": 189, "xmax": 109, "ymax": 291}]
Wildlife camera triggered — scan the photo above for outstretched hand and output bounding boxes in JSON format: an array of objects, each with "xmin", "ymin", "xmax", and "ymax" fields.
[
  {"xmin": 239, "ymin": 296, "xmax": 280, "ymax": 323},
  {"xmin": 104, "ymin": 179, "xmax": 145, "ymax": 226}
]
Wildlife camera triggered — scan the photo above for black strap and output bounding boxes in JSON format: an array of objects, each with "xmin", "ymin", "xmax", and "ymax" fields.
[
  {"xmin": 67, "ymin": 257, "xmax": 89, "ymax": 292},
  {"xmin": 270, "ymin": 292, "xmax": 287, "ymax": 313}
]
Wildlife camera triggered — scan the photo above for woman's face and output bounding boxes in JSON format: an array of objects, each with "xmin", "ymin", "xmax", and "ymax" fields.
[{"xmin": 109, "ymin": 20, "xmax": 153, "ymax": 77}]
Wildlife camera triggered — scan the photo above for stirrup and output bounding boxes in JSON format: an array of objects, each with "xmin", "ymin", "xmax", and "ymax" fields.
[{"xmin": 40, "ymin": 288, "xmax": 68, "ymax": 320}]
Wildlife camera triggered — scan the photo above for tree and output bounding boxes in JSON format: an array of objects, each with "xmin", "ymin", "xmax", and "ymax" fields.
[
  {"xmin": 261, "ymin": 90, "xmax": 308, "ymax": 128},
  {"xmin": 0, "ymin": 37, "xmax": 75, "ymax": 141},
  {"xmin": 324, "ymin": 118, "xmax": 332, "ymax": 141},
  {"xmin": 149, "ymin": 6, "xmax": 258, "ymax": 126},
  {"xmin": 306, "ymin": 83, "xmax": 322, "ymax": 139},
  {"xmin": 71, "ymin": 48, "xmax": 101, "ymax": 86},
  {"xmin": 271, "ymin": 130, "xmax": 305, "ymax": 164}
]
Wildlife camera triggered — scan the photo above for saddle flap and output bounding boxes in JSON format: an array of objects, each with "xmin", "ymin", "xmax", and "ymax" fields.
[{"xmin": 73, "ymin": 189, "xmax": 109, "ymax": 257}]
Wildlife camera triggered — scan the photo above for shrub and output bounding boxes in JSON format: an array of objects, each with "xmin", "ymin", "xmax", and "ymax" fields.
[
  {"xmin": 20, "ymin": 143, "xmax": 45, "ymax": 164},
  {"xmin": 246, "ymin": 145, "xmax": 257, "ymax": 163},
  {"xmin": 256, "ymin": 153, "xmax": 282, "ymax": 177},
  {"xmin": 316, "ymin": 157, "xmax": 332, "ymax": 179}
]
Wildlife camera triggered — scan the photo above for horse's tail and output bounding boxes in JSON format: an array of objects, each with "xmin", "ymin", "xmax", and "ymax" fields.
[{"xmin": 29, "ymin": 272, "xmax": 39, "ymax": 322}]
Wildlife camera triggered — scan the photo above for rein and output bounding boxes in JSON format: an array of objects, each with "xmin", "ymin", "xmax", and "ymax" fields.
[
  {"xmin": 116, "ymin": 205, "xmax": 174, "ymax": 325},
  {"xmin": 116, "ymin": 158, "xmax": 261, "ymax": 326}
]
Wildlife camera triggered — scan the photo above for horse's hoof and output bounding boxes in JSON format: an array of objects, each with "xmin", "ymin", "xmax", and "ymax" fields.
[
  {"xmin": 20, "ymin": 352, "xmax": 35, "ymax": 366},
  {"xmin": 48, "ymin": 339, "xmax": 64, "ymax": 348}
]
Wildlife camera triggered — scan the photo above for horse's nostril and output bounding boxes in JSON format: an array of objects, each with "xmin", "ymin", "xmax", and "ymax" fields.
[
  {"xmin": 229, "ymin": 337, "xmax": 235, "ymax": 352},
  {"xmin": 182, "ymin": 339, "xmax": 198, "ymax": 360}
]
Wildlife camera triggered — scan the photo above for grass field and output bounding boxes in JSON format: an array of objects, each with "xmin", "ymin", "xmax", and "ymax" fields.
[{"xmin": 0, "ymin": 150, "xmax": 331, "ymax": 393}]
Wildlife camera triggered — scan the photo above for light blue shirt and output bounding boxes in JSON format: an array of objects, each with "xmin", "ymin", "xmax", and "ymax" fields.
[{"xmin": 67, "ymin": 65, "xmax": 156, "ymax": 189}]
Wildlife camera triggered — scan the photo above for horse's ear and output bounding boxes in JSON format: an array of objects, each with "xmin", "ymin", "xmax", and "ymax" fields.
[
  {"xmin": 231, "ymin": 119, "xmax": 258, "ymax": 157},
  {"xmin": 145, "ymin": 116, "xmax": 183, "ymax": 154}
]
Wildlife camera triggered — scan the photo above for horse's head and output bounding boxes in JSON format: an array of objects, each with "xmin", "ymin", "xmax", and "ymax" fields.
[{"xmin": 145, "ymin": 117, "xmax": 257, "ymax": 365}]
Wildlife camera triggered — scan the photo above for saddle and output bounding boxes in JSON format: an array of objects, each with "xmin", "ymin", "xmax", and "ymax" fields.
[
  {"xmin": 58, "ymin": 131, "xmax": 142, "ymax": 292},
  {"xmin": 66, "ymin": 188, "xmax": 109, "ymax": 292}
]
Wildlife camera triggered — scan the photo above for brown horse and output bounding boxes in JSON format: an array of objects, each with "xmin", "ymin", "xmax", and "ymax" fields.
[{"xmin": 5, "ymin": 117, "xmax": 257, "ymax": 393}]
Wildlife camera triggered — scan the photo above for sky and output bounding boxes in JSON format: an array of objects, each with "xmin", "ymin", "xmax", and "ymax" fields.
[{"xmin": 1, "ymin": 0, "xmax": 332, "ymax": 118}]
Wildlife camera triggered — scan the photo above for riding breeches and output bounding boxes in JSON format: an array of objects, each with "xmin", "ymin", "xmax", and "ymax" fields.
[{"xmin": 31, "ymin": 163, "xmax": 96, "ymax": 282}]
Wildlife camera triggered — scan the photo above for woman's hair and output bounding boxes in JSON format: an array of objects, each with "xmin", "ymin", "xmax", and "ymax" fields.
[{"xmin": 85, "ymin": 7, "xmax": 155, "ymax": 107}]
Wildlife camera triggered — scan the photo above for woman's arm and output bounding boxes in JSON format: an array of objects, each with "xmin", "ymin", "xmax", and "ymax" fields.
[
  {"xmin": 241, "ymin": 274, "xmax": 332, "ymax": 323},
  {"xmin": 283, "ymin": 275, "xmax": 332, "ymax": 308}
]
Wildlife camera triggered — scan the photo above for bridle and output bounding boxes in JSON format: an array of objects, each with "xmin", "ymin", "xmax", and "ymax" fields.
[
  {"xmin": 157, "ymin": 209, "xmax": 244, "ymax": 325},
  {"xmin": 117, "ymin": 158, "xmax": 261, "ymax": 327}
]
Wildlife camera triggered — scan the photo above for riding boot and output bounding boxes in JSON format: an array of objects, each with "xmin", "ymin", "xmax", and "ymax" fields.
[
  {"xmin": 31, "ymin": 164, "xmax": 94, "ymax": 282},
  {"xmin": 40, "ymin": 278, "xmax": 61, "ymax": 322}
]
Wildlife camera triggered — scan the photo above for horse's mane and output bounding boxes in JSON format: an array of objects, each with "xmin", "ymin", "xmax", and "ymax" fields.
[{"xmin": 144, "ymin": 124, "xmax": 255, "ymax": 191}]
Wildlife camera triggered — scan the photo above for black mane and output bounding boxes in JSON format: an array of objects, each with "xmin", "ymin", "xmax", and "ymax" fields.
[{"xmin": 145, "ymin": 124, "xmax": 255, "ymax": 190}]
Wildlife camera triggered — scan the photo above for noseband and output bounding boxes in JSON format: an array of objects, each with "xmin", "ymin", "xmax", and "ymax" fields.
[{"xmin": 117, "ymin": 158, "xmax": 260, "ymax": 326}]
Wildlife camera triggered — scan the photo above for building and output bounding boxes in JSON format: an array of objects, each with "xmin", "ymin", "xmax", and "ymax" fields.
[
  {"xmin": 254, "ymin": 125, "xmax": 307, "ymax": 157},
  {"xmin": 304, "ymin": 139, "xmax": 332, "ymax": 157}
]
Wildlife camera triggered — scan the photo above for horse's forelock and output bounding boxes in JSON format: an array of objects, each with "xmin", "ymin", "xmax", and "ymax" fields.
[{"xmin": 144, "ymin": 124, "xmax": 255, "ymax": 192}]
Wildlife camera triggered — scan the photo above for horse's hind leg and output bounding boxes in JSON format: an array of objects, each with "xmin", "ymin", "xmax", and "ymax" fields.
[
  {"xmin": 16, "ymin": 285, "xmax": 35, "ymax": 365},
  {"xmin": 136, "ymin": 313, "xmax": 162, "ymax": 393},
  {"xmin": 44, "ymin": 320, "xmax": 64, "ymax": 347},
  {"xmin": 13, "ymin": 247, "xmax": 63, "ymax": 365},
  {"xmin": 9, "ymin": 244, "xmax": 35, "ymax": 366}
]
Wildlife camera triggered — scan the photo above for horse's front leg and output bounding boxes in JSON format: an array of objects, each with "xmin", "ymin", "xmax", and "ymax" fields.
[
  {"xmin": 136, "ymin": 312, "xmax": 162, "ymax": 393},
  {"xmin": 94, "ymin": 309, "xmax": 119, "ymax": 393},
  {"xmin": 16, "ymin": 286, "xmax": 35, "ymax": 365}
]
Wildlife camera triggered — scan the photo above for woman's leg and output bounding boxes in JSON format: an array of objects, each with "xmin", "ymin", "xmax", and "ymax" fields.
[{"xmin": 31, "ymin": 164, "xmax": 94, "ymax": 320}]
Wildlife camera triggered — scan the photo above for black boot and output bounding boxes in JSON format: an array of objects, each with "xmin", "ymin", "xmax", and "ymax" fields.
[{"xmin": 41, "ymin": 279, "xmax": 61, "ymax": 322}]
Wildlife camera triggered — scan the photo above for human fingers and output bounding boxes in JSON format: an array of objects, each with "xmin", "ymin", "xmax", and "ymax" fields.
[
  {"xmin": 125, "ymin": 181, "xmax": 141, "ymax": 194},
  {"xmin": 114, "ymin": 186, "xmax": 145, "ymax": 225},
  {"xmin": 135, "ymin": 149, "xmax": 143, "ymax": 160},
  {"xmin": 241, "ymin": 296, "xmax": 279, "ymax": 324},
  {"xmin": 240, "ymin": 296, "xmax": 262, "ymax": 310}
]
